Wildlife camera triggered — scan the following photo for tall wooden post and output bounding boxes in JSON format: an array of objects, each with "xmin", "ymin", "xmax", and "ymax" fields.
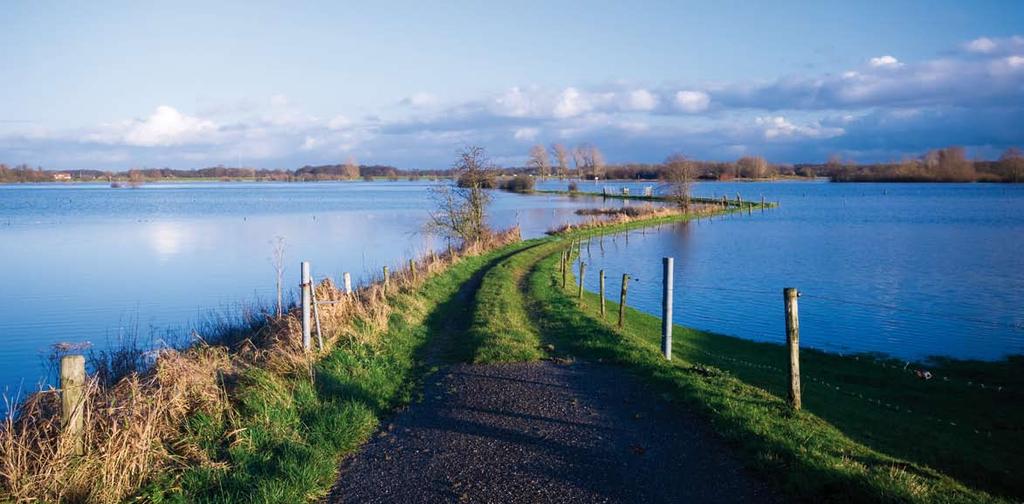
[
  {"xmin": 784, "ymin": 288, "xmax": 801, "ymax": 410},
  {"xmin": 599, "ymin": 269, "xmax": 606, "ymax": 317},
  {"xmin": 618, "ymin": 274, "xmax": 630, "ymax": 328},
  {"xmin": 578, "ymin": 262, "xmax": 586, "ymax": 300},
  {"xmin": 561, "ymin": 251, "xmax": 568, "ymax": 288},
  {"xmin": 661, "ymin": 257, "xmax": 674, "ymax": 360},
  {"xmin": 409, "ymin": 258, "xmax": 416, "ymax": 282},
  {"xmin": 382, "ymin": 266, "xmax": 389, "ymax": 295},
  {"xmin": 301, "ymin": 261, "xmax": 311, "ymax": 351},
  {"xmin": 60, "ymin": 355, "xmax": 86, "ymax": 455},
  {"xmin": 343, "ymin": 272, "xmax": 352, "ymax": 295}
]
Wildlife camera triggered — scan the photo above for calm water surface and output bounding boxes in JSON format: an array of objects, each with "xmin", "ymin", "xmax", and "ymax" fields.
[
  {"xmin": 540, "ymin": 179, "xmax": 1024, "ymax": 362},
  {"xmin": 0, "ymin": 181, "xmax": 624, "ymax": 394},
  {"xmin": 1, "ymin": 180, "xmax": 1022, "ymax": 397}
]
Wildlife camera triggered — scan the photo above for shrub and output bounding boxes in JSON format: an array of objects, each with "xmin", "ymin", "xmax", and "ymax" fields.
[{"xmin": 499, "ymin": 175, "xmax": 535, "ymax": 193}]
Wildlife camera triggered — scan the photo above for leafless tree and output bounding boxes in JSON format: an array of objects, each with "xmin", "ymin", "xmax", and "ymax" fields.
[
  {"xmin": 426, "ymin": 146, "xmax": 493, "ymax": 244},
  {"xmin": 737, "ymin": 156, "xmax": 769, "ymax": 179},
  {"xmin": 527, "ymin": 144, "xmax": 551, "ymax": 177},
  {"xmin": 270, "ymin": 236, "xmax": 286, "ymax": 317},
  {"xmin": 662, "ymin": 153, "xmax": 695, "ymax": 210},
  {"xmin": 572, "ymin": 145, "xmax": 585, "ymax": 179},
  {"xmin": 999, "ymin": 147, "xmax": 1023, "ymax": 182},
  {"xmin": 342, "ymin": 157, "xmax": 360, "ymax": 179},
  {"xmin": 551, "ymin": 143, "xmax": 570, "ymax": 179}
]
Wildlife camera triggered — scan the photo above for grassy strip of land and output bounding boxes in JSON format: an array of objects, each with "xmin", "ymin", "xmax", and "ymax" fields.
[
  {"xmin": 138, "ymin": 241, "xmax": 536, "ymax": 502},
  {"xmin": 516, "ymin": 242, "xmax": 1000, "ymax": 502},
  {"xmin": 457, "ymin": 212, "xmax": 1013, "ymax": 502}
]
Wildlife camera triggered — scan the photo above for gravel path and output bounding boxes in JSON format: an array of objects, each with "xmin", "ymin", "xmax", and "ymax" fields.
[{"xmin": 328, "ymin": 360, "xmax": 777, "ymax": 503}]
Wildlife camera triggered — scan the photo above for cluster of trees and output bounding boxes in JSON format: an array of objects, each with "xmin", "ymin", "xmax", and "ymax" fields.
[
  {"xmin": 526, "ymin": 143, "xmax": 606, "ymax": 179},
  {"xmin": 819, "ymin": 147, "xmax": 1023, "ymax": 183}
]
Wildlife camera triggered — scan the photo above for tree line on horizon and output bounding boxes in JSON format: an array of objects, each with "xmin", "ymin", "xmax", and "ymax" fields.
[{"xmin": 1, "ymin": 145, "xmax": 1021, "ymax": 184}]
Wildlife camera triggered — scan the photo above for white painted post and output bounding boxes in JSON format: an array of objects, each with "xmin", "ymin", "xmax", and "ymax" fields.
[
  {"xmin": 343, "ymin": 272, "xmax": 352, "ymax": 295},
  {"xmin": 784, "ymin": 288, "xmax": 801, "ymax": 410},
  {"xmin": 301, "ymin": 261, "xmax": 311, "ymax": 351},
  {"xmin": 661, "ymin": 257, "xmax": 674, "ymax": 360}
]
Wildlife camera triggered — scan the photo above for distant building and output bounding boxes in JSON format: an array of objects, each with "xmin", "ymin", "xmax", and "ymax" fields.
[{"xmin": 53, "ymin": 172, "xmax": 72, "ymax": 181}]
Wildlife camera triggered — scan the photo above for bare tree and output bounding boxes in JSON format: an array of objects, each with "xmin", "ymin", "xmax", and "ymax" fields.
[
  {"xmin": 572, "ymin": 145, "xmax": 585, "ymax": 179},
  {"xmin": 737, "ymin": 156, "xmax": 768, "ymax": 179},
  {"xmin": 551, "ymin": 143, "xmax": 570, "ymax": 179},
  {"xmin": 427, "ymin": 146, "xmax": 493, "ymax": 244},
  {"xmin": 342, "ymin": 157, "xmax": 360, "ymax": 179},
  {"xmin": 999, "ymin": 147, "xmax": 1023, "ymax": 182},
  {"xmin": 270, "ymin": 236, "xmax": 286, "ymax": 317},
  {"xmin": 662, "ymin": 153, "xmax": 695, "ymax": 210},
  {"xmin": 527, "ymin": 144, "xmax": 551, "ymax": 177},
  {"xmin": 589, "ymin": 145, "xmax": 605, "ymax": 179}
]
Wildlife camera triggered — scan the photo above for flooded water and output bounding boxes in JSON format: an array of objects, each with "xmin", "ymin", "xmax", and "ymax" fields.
[
  {"xmin": 2, "ymin": 179, "xmax": 1022, "ymax": 396},
  {"xmin": 545, "ymin": 179, "xmax": 1024, "ymax": 362},
  {"xmin": 0, "ymin": 180, "xmax": 623, "ymax": 394}
]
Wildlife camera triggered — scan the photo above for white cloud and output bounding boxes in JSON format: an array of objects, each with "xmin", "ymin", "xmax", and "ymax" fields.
[
  {"xmin": 513, "ymin": 127, "xmax": 539, "ymax": 141},
  {"xmin": 553, "ymin": 87, "xmax": 591, "ymax": 118},
  {"xmin": 493, "ymin": 86, "xmax": 536, "ymax": 117},
  {"xmin": 965, "ymin": 37, "xmax": 997, "ymax": 53},
  {"xmin": 87, "ymin": 105, "xmax": 218, "ymax": 147},
  {"xmin": 327, "ymin": 115, "xmax": 352, "ymax": 130},
  {"xmin": 300, "ymin": 136, "xmax": 319, "ymax": 150},
  {"xmin": 868, "ymin": 55, "xmax": 902, "ymax": 68},
  {"xmin": 622, "ymin": 89, "xmax": 658, "ymax": 111},
  {"xmin": 674, "ymin": 90, "xmax": 710, "ymax": 113},
  {"xmin": 756, "ymin": 116, "xmax": 844, "ymax": 140}
]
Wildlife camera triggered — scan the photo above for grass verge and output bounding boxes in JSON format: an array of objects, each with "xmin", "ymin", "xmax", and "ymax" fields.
[
  {"xmin": 511, "ymin": 237, "xmax": 1011, "ymax": 502},
  {"xmin": 136, "ymin": 241, "xmax": 536, "ymax": 502}
]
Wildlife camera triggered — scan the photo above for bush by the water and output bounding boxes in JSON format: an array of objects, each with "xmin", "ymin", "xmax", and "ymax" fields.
[
  {"xmin": 567, "ymin": 181, "xmax": 579, "ymax": 192},
  {"xmin": 500, "ymin": 175, "xmax": 535, "ymax": 193}
]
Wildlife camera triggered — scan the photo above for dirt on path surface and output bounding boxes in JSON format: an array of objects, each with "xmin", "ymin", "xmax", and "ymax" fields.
[{"xmin": 327, "ymin": 359, "xmax": 778, "ymax": 503}]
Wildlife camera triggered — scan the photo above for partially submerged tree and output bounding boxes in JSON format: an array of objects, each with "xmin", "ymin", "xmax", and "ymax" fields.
[
  {"xmin": 999, "ymin": 147, "xmax": 1023, "ymax": 182},
  {"xmin": 551, "ymin": 143, "xmax": 570, "ymax": 179},
  {"xmin": 341, "ymin": 157, "xmax": 360, "ymax": 179},
  {"xmin": 527, "ymin": 144, "xmax": 551, "ymax": 177},
  {"xmin": 427, "ymin": 146, "xmax": 494, "ymax": 244},
  {"xmin": 662, "ymin": 153, "xmax": 695, "ymax": 210}
]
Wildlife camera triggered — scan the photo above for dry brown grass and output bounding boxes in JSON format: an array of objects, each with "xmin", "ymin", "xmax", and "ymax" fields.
[
  {"xmin": 0, "ymin": 226, "xmax": 521, "ymax": 503},
  {"xmin": 549, "ymin": 204, "xmax": 719, "ymax": 235}
]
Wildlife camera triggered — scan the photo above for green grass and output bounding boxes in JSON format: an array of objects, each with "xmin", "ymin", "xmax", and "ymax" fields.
[
  {"xmin": 137, "ymin": 242, "xmax": 536, "ymax": 502},
  {"xmin": 502, "ymin": 237, "xmax": 1017, "ymax": 502}
]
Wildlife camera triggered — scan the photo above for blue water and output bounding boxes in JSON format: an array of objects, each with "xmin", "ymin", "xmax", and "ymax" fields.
[
  {"xmin": 1, "ymin": 179, "xmax": 1021, "ymax": 399},
  {"xmin": 538, "ymin": 179, "xmax": 1024, "ymax": 362},
  {"xmin": 0, "ymin": 180, "xmax": 627, "ymax": 394}
]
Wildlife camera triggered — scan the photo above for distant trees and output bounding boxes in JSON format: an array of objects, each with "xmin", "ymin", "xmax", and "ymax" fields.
[
  {"xmin": 998, "ymin": 147, "xmax": 1023, "ymax": 183},
  {"xmin": 427, "ymin": 146, "xmax": 493, "ymax": 244},
  {"xmin": 736, "ymin": 156, "xmax": 770, "ymax": 179},
  {"xmin": 572, "ymin": 144, "xmax": 605, "ymax": 179},
  {"xmin": 662, "ymin": 153, "xmax": 695, "ymax": 210},
  {"xmin": 341, "ymin": 157, "xmax": 360, "ymax": 179},
  {"xmin": 527, "ymin": 145, "xmax": 551, "ymax": 177},
  {"xmin": 551, "ymin": 144, "xmax": 570, "ymax": 179}
]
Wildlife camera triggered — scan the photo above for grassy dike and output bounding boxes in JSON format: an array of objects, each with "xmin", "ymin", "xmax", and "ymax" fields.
[
  {"xmin": 139, "ymin": 241, "xmax": 538, "ymax": 502},
  {"xmin": 462, "ymin": 214, "xmax": 1016, "ymax": 502}
]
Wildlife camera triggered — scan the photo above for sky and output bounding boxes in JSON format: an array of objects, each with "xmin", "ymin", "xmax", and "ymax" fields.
[{"xmin": 1, "ymin": 0, "xmax": 1023, "ymax": 170}]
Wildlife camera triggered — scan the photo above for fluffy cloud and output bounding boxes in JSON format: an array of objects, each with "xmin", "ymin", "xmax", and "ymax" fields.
[
  {"xmin": 513, "ymin": 127, "xmax": 539, "ymax": 141},
  {"xmin": 755, "ymin": 116, "xmax": 845, "ymax": 140},
  {"xmin": 868, "ymin": 55, "xmax": 902, "ymax": 68},
  {"xmin": 673, "ymin": 91, "xmax": 710, "ymax": 113},
  {"xmin": 622, "ymin": 89, "xmax": 658, "ymax": 111},
  {"xmin": 85, "ymin": 106, "xmax": 219, "ymax": 147}
]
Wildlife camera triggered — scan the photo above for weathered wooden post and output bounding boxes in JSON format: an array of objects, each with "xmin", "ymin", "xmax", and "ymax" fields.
[
  {"xmin": 618, "ymin": 273, "xmax": 629, "ymax": 328},
  {"xmin": 661, "ymin": 257, "xmax": 674, "ymax": 360},
  {"xmin": 409, "ymin": 258, "xmax": 416, "ymax": 282},
  {"xmin": 721, "ymin": 195, "xmax": 728, "ymax": 209},
  {"xmin": 578, "ymin": 262, "xmax": 586, "ymax": 300},
  {"xmin": 599, "ymin": 269, "xmax": 606, "ymax": 317},
  {"xmin": 60, "ymin": 354, "xmax": 86, "ymax": 455},
  {"xmin": 343, "ymin": 272, "xmax": 352, "ymax": 295},
  {"xmin": 561, "ymin": 251, "xmax": 568, "ymax": 288},
  {"xmin": 784, "ymin": 287, "xmax": 801, "ymax": 410},
  {"xmin": 301, "ymin": 261, "xmax": 311, "ymax": 351},
  {"xmin": 382, "ymin": 266, "xmax": 389, "ymax": 295}
]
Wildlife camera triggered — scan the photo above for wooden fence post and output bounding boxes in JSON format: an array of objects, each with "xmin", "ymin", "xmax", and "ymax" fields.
[
  {"xmin": 599, "ymin": 269, "xmax": 606, "ymax": 317},
  {"xmin": 343, "ymin": 272, "xmax": 352, "ymax": 295},
  {"xmin": 784, "ymin": 287, "xmax": 801, "ymax": 410},
  {"xmin": 618, "ymin": 273, "xmax": 629, "ymax": 328},
  {"xmin": 661, "ymin": 257, "xmax": 674, "ymax": 360},
  {"xmin": 60, "ymin": 355, "xmax": 86, "ymax": 455},
  {"xmin": 383, "ymin": 266, "xmax": 389, "ymax": 295},
  {"xmin": 301, "ymin": 261, "xmax": 311, "ymax": 351},
  {"xmin": 561, "ymin": 251, "xmax": 568, "ymax": 288},
  {"xmin": 578, "ymin": 262, "xmax": 586, "ymax": 300},
  {"xmin": 409, "ymin": 258, "xmax": 416, "ymax": 282}
]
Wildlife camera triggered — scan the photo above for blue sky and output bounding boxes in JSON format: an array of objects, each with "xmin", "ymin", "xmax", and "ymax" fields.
[{"xmin": 2, "ymin": 0, "xmax": 1023, "ymax": 169}]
